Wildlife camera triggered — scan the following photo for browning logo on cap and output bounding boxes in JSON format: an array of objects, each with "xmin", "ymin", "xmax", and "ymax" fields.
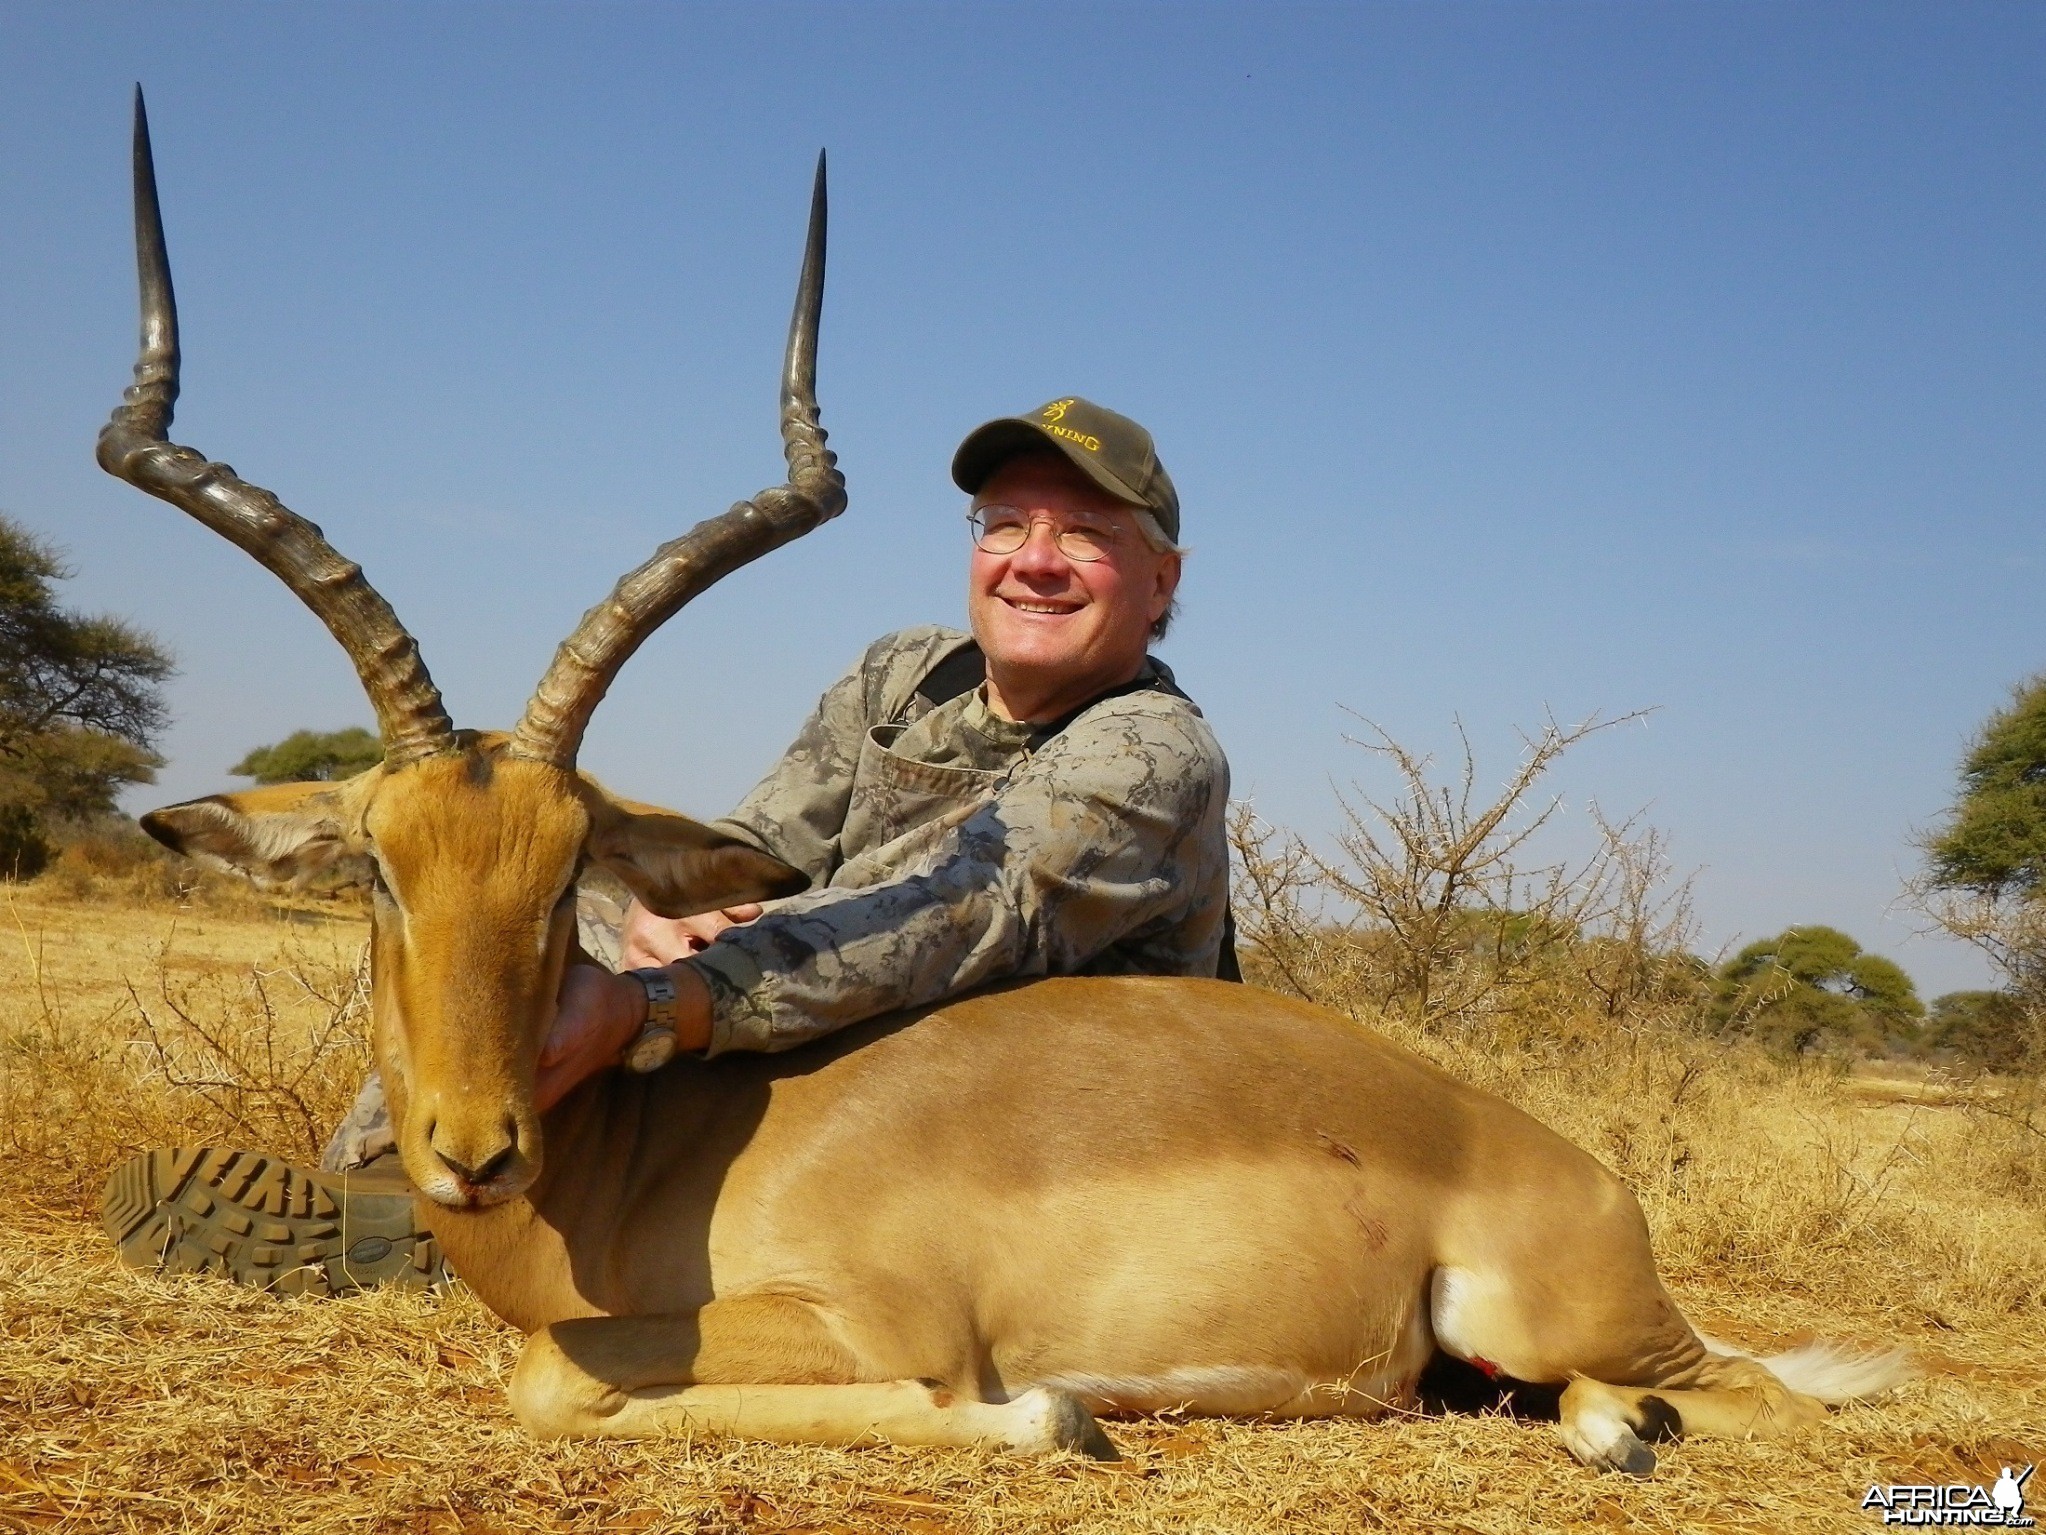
[
  {"xmin": 952, "ymin": 394, "xmax": 1182, "ymax": 543},
  {"xmin": 1039, "ymin": 399, "xmax": 1102, "ymax": 452}
]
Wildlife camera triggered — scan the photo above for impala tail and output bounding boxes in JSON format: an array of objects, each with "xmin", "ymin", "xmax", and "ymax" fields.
[{"xmin": 1703, "ymin": 1334, "xmax": 1916, "ymax": 1404}]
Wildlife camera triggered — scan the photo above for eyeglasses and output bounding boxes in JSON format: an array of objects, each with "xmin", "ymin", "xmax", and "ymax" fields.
[{"xmin": 967, "ymin": 507, "xmax": 1122, "ymax": 563}]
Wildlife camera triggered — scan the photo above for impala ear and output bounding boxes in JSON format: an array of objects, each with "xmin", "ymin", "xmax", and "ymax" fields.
[
  {"xmin": 140, "ymin": 780, "xmax": 373, "ymax": 890},
  {"xmin": 588, "ymin": 804, "xmax": 808, "ymax": 920}
]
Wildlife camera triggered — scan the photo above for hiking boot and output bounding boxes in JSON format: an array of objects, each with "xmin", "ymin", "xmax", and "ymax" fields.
[{"xmin": 99, "ymin": 1147, "xmax": 453, "ymax": 1296}]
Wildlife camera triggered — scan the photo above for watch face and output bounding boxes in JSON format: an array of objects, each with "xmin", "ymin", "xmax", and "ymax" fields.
[{"xmin": 626, "ymin": 1028, "xmax": 679, "ymax": 1074}]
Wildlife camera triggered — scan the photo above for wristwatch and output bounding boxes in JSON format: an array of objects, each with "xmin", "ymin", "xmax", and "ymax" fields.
[{"xmin": 623, "ymin": 967, "xmax": 682, "ymax": 1073}]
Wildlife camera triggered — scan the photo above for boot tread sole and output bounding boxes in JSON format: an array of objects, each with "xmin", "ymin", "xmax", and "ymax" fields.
[{"xmin": 99, "ymin": 1148, "xmax": 450, "ymax": 1297}]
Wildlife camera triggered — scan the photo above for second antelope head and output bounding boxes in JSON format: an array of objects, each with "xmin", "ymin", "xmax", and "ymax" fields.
[{"xmin": 102, "ymin": 92, "xmax": 842, "ymax": 1209}]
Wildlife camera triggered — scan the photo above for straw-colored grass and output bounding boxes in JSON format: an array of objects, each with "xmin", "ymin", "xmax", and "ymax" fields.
[{"xmin": 2, "ymin": 884, "xmax": 2041, "ymax": 1534}]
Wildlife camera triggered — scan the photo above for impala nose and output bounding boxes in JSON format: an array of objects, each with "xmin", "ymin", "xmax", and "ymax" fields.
[{"xmin": 430, "ymin": 1122, "xmax": 520, "ymax": 1185}]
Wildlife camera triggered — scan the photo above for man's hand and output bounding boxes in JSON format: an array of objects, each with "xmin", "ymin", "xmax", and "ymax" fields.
[
  {"xmin": 536, "ymin": 965, "xmax": 642, "ymax": 1113},
  {"xmin": 621, "ymin": 900, "xmax": 764, "ymax": 966},
  {"xmin": 536, "ymin": 961, "xmax": 712, "ymax": 1112},
  {"xmin": 532, "ymin": 897, "xmax": 760, "ymax": 1111}
]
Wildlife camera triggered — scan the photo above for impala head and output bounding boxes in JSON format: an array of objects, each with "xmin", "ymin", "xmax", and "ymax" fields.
[{"xmin": 102, "ymin": 91, "xmax": 842, "ymax": 1208}]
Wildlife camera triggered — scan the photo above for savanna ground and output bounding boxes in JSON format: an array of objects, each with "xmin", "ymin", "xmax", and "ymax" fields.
[{"xmin": 1, "ymin": 860, "xmax": 2042, "ymax": 1534}]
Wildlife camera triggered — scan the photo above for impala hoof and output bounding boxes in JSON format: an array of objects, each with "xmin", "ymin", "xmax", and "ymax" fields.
[
  {"xmin": 1012, "ymin": 1387, "xmax": 1120, "ymax": 1461},
  {"xmin": 1563, "ymin": 1391, "xmax": 1661, "ymax": 1481},
  {"xmin": 1559, "ymin": 1413, "xmax": 1658, "ymax": 1478},
  {"xmin": 1610, "ymin": 1431, "xmax": 1657, "ymax": 1478}
]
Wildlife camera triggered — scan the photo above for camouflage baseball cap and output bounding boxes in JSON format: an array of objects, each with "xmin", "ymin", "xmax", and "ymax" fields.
[{"xmin": 951, "ymin": 396, "xmax": 1181, "ymax": 543}]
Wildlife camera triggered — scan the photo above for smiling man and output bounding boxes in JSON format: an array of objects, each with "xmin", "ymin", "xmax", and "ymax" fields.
[
  {"xmin": 107, "ymin": 396, "xmax": 1235, "ymax": 1292},
  {"xmin": 527, "ymin": 394, "xmax": 1232, "ymax": 1091}
]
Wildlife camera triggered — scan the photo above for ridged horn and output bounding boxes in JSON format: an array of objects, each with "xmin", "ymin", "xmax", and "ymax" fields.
[
  {"xmin": 507, "ymin": 151, "xmax": 847, "ymax": 768},
  {"xmin": 96, "ymin": 87, "xmax": 457, "ymax": 768}
]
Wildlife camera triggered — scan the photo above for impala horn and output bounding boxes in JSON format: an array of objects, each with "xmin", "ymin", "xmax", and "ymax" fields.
[
  {"xmin": 97, "ymin": 87, "xmax": 457, "ymax": 768},
  {"xmin": 507, "ymin": 150, "xmax": 847, "ymax": 768}
]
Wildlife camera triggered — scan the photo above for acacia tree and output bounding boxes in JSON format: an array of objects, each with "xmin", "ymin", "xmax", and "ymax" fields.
[
  {"xmin": 231, "ymin": 727, "xmax": 383, "ymax": 784},
  {"xmin": 0, "ymin": 515, "xmax": 174, "ymax": 876},
  {"xmin": 1910, "ymin": 674, "xmax": 2046, "ymax": 1069},
  {"xmin": 1921, "ymin": 990, "xmax": 2032, "ymax": 1071},
  {"xmin": 1710, "ymin": 925, "xmax": 1922, "ymax": 1055},
  {"xmin": 1925, "ymin": 675, "xmax": 2046, "ymax": 902}
]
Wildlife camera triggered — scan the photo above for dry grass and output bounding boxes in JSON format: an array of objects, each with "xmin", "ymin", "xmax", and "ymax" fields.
[
  {"xmin": 2, "ymin": 883, "xmax": 2043, "ymax": 1534},
  {"xmin": 0, "ymin": 888, "xmax": 370, "ymax": 1210}
]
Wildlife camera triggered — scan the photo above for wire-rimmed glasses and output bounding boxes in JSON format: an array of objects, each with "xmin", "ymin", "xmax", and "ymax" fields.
[{"xmin": 967, "ymin": 507, "xmax": 1121, "ymax": 563}]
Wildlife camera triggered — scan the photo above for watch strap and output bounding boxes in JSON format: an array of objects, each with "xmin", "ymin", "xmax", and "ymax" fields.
[
  {"xmin": 628, "ymin": 966, "xmax": 679, "ymax": 1025},
  {"xmin": 623, "ymin": 966, "xmax": 682, "ymax": 1073}
]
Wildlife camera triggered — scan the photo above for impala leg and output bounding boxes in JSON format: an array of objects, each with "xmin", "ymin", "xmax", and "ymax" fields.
[
  {"xmin": 1436, "ymin": 1173, "xmax": 1830, "ymax": 1476},
  {"xmin": 1444, "ymin": 1265, "xmax": 1830, "ymax": 1478},
  {"xmin": 509, "ymin": 1296, "xmax": 1114, "ymax": 1457},
  {"xmin": 1558, "ymin": 1362, "xmax": 1828, "ymax": 1476}
]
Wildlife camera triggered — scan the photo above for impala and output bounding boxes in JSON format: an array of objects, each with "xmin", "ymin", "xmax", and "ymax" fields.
[{"xmin": 99, "ymin": 94, "xmax": 1904, "ymax": 1475}]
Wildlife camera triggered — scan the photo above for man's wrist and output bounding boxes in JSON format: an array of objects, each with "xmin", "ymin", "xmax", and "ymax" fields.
[
  {"xmin": 619, "ymin": 967, "xmax": 672, "ymax": 1072},
  {"xmin": 670, "ymin": 962, "xmax": 713, "ymax": 1052},
  {"xmin": 683, "ymin": 941, "xmax": 771, "ymax": 1058},
  {"xmin": 619, "ymin": 962, "xmax": 712, "ymax": 1072}
]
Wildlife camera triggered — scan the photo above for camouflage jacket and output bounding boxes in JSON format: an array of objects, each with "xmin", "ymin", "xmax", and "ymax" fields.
[{"xmin": 687, "ymin": 625, "xmax": 1231, "ymax": 1055}]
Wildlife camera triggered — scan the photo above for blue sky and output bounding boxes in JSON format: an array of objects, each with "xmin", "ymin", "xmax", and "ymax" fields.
[{"xmin": 3, "ymin": 3, "xmax": 2041, "ymax": 994}]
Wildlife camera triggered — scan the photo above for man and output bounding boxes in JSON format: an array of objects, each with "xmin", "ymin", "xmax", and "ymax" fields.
[{"xmin": 105, "ymin": 396, "xmax": 1233, "ymax": 1292}]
